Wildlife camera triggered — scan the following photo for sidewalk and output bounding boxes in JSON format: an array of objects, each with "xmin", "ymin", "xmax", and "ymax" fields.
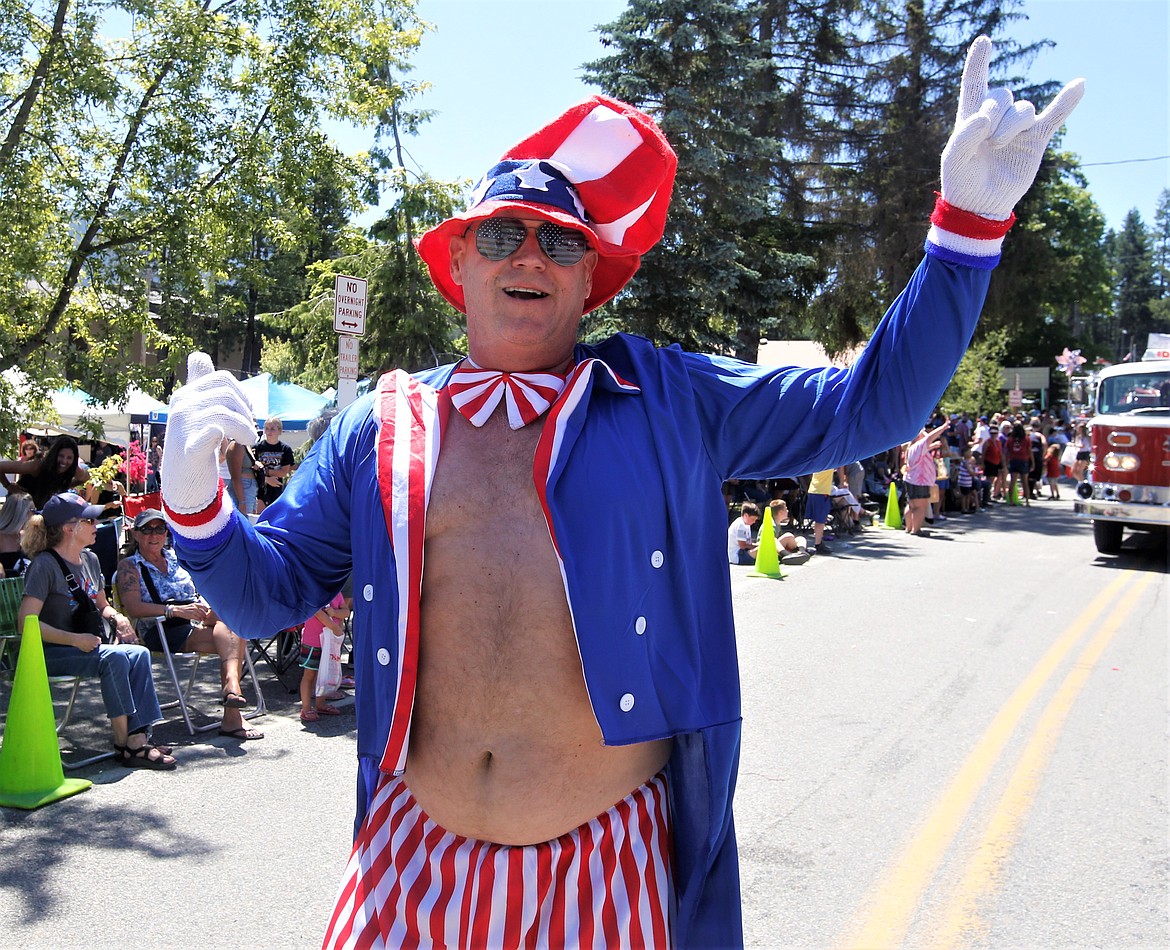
[{"xmin": 0, "ymin": 648, "xmax": 358, "ymax": 949}]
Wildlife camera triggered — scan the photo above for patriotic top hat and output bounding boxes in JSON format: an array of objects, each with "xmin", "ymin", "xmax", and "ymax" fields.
[{"xmin": 415, "ymin": 95, "xmax": 677, "ymax": 315}]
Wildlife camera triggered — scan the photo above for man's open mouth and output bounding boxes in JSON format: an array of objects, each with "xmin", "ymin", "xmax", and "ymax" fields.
[{"xmin": 504, "ymin": 287, "xmax": 549, "ymax": 300}]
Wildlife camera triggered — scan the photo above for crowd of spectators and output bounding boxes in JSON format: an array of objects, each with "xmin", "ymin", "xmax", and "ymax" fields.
[
  {"xmin": 725, "ymin": 407, "xmax": 1081, "ymax": 567},
  {"xmin": 0, "ymin": 424, "xmax": 359, "ymax": 767}
]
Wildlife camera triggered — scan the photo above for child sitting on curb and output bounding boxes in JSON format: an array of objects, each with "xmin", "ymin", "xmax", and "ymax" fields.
[{"xmin": 299, "ymin": 590, "xmax": 351, "ymax": 722}]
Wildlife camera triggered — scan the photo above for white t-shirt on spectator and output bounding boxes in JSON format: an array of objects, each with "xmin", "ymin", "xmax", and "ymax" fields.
[{"xmin": 727, "ymin": 518, "xmax": 752, "ymax": 563}]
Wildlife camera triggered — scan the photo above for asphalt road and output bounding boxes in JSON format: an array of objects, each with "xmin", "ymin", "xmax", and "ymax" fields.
[{"xmin": 0, "ymin": 496, "xmax": 1166, "ymax": 949}]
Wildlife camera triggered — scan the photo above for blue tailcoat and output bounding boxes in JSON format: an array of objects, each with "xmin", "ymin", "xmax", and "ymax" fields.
[{"xmin": 177, "ymin": 254, "xmax": 989, "ymax": 948}]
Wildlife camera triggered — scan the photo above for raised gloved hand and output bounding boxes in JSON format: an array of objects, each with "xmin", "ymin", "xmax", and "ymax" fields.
[
  {"xmin": 161, "ymin": 353, "xmax": 257, "ymax": 533},
  {"xmin": 940, "ymin": 36, "xmax": 1084, "ymax": 220}
]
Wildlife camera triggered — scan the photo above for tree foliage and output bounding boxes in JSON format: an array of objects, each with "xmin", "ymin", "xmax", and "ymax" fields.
[
  {"xmin": 1110, "ymin": 209, "xmax": 1163, "ymax": 359},
  {"xmin": 260, "ymin": 173, "xmax": 466, "ymax": 393},
  {"xmin": 940, "ymin": 327, "xmax": 1008, "ymax": 414},
  {"xmin": 0, "ymin": 0, "xmax": 427, "ymax": 430},
  {"xmin": 583, "ymin": 0, "xmax": 825, "ymax": 360},
  {"xmin": 581, "ymin": 0, "xmax": 1060, "ymax": 362},
  {"xmin": 980, "ymin": 153, "xmax": 1112, "ymax": 366}
]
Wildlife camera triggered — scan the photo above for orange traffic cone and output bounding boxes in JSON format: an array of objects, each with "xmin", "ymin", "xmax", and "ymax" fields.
[
  {"xmin": 883, "ymin": 482, "xmax": 903, "ymax": 530},
  {"xmin": 0, "ymin": 615, "xmax": 91, "ymax": 809},
  {"xmin": 749, "ymin": 505, "xmax": 784, "ymax": 579}
]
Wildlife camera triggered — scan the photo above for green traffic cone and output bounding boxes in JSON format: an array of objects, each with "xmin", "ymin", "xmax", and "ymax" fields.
[
  {"xmin": 750, "ymin": 505, "xmax": 784, "ymax": 579},
  {"xmin": 0, "ymin": 615, "xmax": 91, "ymax": 809},
  {"xmin": 883, "ymin": 482, "xmax": 902, "ymax": 529}
]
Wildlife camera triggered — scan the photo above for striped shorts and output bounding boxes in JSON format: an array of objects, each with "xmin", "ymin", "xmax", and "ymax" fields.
[{"xmin": 322, "ymin": 771, "xmax": 674, "ymax": 949}]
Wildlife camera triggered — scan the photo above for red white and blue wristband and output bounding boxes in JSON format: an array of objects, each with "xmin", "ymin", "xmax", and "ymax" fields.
[
  {"xmin": 924, "ymin": 195, "xmax": 1015, "ymax": 270},
  {"xmin": 162, "ymin": 478, "xmax": 236, "ymax": 548}
]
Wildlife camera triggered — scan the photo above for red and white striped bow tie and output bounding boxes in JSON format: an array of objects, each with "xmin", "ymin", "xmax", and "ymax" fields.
[{"xmin": 446, "ymin": 360, "xmax": 571, "ymax": 429}]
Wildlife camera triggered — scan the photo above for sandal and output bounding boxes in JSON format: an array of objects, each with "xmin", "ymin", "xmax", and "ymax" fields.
[
  {"xmin": 315, "ymin": 703, "xmax": 342, "ymax": 716},
  {"xmin": 300, "ymin": 708, "xmax": 320, "ymax": 722},
  {"xmin": 217, "ymin": 726, "xmax": 264, "ymax": 740},
  {"xmin": 115, "ymin": 742, "xmax": 177, "ymax": 771},
  {"xmin": 222, "ymin": 690, "xmax": 248, "ymax": 709}
]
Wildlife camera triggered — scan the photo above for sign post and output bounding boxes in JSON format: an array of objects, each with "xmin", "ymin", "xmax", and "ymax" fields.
[{"xmin": 334, "ymin": 276, "xmax": 367, "ymax": 408}]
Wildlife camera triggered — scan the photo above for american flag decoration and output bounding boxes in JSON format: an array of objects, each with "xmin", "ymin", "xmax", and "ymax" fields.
[
  {"xmin": 415, "ymin": 96, "xmax": 677, "ymax": 315},
  {"xmin": 502, "ymin": 96, "xmax": 677, "ymax": 256}
]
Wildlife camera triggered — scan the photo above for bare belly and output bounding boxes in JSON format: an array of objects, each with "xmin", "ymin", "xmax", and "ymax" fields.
[{"xmin": 402, "ymin": 409, "xmax": 671, "ymax": 845}]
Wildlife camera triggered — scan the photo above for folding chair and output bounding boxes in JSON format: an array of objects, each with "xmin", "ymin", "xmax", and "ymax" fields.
[
  {"xmin": 146, "ymin": 618, "xmax": 267, "ymax": 735},
  {"xmin": 0, "ymin": 576, "xmax": 111, "ymax": 768},
  {"xmin": 250, "ymin": 624, "xmax": 303, "ymax": 678}
]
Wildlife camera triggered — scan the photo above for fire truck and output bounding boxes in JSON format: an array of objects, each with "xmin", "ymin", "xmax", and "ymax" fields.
[{"xmin": 1073, "ymin": 335, "xmax": 1170, "ymax": 554}]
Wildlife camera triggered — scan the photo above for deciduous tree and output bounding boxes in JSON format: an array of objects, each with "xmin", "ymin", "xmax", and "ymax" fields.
[{"xmin": 0, "ymin": 0, "xmax": 427, "ymax": 433}]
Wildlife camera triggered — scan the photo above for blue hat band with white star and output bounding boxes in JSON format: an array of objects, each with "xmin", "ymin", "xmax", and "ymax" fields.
[{"xmin": 468, "ymin": 160, "xmax": 589, "ymax": 224}]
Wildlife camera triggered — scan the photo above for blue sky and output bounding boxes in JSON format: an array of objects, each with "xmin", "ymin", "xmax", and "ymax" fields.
[{"xmin": 370, "ymin": 0, "xmax": 1168, "ymax": 234}]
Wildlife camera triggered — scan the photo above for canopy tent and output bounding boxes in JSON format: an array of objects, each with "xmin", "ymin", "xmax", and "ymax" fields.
[
  {"xmin": 149, "ymin": 373, "xmax": 328, "ymax": 431},
  {"xmin": 2, "ymin": 369, "xmax": 164, "ymax": 446},
  {"xmin": 53, "ymin": 385, "xmax": 167, "ymax": 446}
]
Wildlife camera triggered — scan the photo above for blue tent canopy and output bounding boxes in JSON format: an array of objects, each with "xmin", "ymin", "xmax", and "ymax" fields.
[{"xmin": 149, "ymin": 373, "xmax": 327, "ymax": 430}]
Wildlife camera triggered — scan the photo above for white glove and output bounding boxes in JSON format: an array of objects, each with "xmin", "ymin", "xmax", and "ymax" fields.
[
  {"xmin": 940, "ymin": 36, "xmax": 1084, "ymax": 220},
  {"xmin": 161, "ymin": 353, "xmax": 257, "ymax": 519}
]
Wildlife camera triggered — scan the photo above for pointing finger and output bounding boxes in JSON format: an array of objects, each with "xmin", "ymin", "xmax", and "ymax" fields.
[
  {"xmin": 1035, "ymin": 77, "xmax": 1085, "ymax": 139},
  {"xmin": 958, "ymin": 35, "xmax": 993, "ymax": 123}
]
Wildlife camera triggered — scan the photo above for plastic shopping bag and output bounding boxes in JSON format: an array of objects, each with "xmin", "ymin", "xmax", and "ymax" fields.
[{"xmin": 316, "ymin": 629, "xmax": 343, "ymax": 697}]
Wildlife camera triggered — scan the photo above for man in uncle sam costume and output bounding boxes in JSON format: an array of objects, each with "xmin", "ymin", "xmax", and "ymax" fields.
[{"xmin": 159, "ymin": 38, "xmax": 1082, "ymax": 949}]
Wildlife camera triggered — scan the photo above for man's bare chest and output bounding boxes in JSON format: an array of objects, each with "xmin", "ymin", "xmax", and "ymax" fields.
[{"xmin": 425, "ymin": 411, "xmax": 548, "ymax": 548}]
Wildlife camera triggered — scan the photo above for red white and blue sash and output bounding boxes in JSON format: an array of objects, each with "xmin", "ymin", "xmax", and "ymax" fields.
[{"xmin": 373, "ymin": 371, "xmax": 446, "ymax": 777}]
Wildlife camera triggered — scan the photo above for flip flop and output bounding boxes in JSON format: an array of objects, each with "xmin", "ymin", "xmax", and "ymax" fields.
[
  {"xmin": 300, "ymin": 709, "xmax": 320, "ymax": 722},
  {"xmin": 222, "ymin": 690, "xmax": 248, "ymax": 709},
  {"xmin": 315, "ymin": 703, "xmax": 342, "ymax": 716},
  {"xmin": 218, "ymin": 726, "xmax": 264, "ymax": 740}
]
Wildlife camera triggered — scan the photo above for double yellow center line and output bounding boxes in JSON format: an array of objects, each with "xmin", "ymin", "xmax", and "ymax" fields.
[{"xmin": 837, "ymin": 569, "xmax": 1155, "ymax": 949}]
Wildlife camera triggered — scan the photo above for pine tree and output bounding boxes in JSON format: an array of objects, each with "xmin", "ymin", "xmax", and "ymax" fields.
[
  {"xmin": 1111, "ymin": 210, "xmax": 1163, "ymax": 359},
  {"xmin": 582, "ymin": 0, "xmax": 824, "ymax": 360}
]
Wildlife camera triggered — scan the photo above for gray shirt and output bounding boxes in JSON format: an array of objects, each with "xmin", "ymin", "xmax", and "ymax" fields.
[{"xmin": 21, "ymin": 549, "xmax": 103, "ymax": 634}]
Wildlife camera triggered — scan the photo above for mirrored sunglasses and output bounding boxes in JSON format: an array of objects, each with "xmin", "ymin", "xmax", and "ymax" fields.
[
  {"xmin": 69, "ymin": 518, "xmax": 96, "ymax": 526},
  {"xmin": 137, "ymin": 523, "xmax": 168, "ymax": 535},
  {"xmin": 474, "ymin": 219, "xmax": 589, "ymax": 266}
]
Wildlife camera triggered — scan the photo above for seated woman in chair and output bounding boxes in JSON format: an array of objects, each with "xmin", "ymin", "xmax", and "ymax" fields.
[
  {"xmin": 116, "ymin": 509, "xmax": 263, "ymax": 741},
  {"xmin": 18, "ymin": 493, "xmax": 177, "ymax": 770}
]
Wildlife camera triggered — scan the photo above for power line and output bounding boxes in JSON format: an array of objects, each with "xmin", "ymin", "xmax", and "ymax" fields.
[{"xmin": 1081, "ymin": 155, "xmax": 1169, "ymax": 168}]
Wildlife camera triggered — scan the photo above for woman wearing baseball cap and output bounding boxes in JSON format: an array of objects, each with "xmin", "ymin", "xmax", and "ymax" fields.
[{"xmin": 17, "ymin": 493, "xmax": 176, "ymax": 769}]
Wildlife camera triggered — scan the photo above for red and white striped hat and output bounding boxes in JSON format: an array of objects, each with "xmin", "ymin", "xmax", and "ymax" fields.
[{"xmin": 415, "ymin": 95, "xmax": 677, "ymax": 314}]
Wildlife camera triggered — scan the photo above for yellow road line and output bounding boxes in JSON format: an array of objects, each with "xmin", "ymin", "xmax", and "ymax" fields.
[
  {"xmin": 836, "ymin": 570, "xmax": 1142, "ymax": 949},
  {"xmin": 929, "ymin": 571, "xmax": 1155, "ymax": 948}
]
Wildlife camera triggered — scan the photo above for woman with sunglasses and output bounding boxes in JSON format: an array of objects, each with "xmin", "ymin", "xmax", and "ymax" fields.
[
  {"xmin": 17, "ymin": 493, "xmax": 176, "ymax": 770},
  {"xmin": 115, "ymin": 509, "xmax": 262, "ymax": 740}
]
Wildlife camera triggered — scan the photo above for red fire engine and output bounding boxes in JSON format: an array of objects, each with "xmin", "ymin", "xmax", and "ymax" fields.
[{"xmin": 1073, "ymin": 341, "xmax": 1170, "ymax": 554}]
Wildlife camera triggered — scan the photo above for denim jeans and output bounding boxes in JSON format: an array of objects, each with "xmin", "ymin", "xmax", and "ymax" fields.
[{"xmin": 43, "ymin": 642, "xmax": 163, "ymax": 732}]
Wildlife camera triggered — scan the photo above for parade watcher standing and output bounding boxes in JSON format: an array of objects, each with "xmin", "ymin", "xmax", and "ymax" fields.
[
  {"xmin": 253, "ymin": 418, "xmax": 294, "ymax": 514},
  {"xmin": 903, "ymin": 421, "xmax": 950, "ymax": 534},
  {"xmin": 156, "ymin": 40, "xmax": 1081, "ymax": 948},
  {"xmin": 1005, "ymin": 422, "xmax": 1032, "ymax": 506}
]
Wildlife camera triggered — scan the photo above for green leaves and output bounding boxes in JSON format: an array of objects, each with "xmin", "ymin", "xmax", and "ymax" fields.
[{"xmin": 0, "ymin": 0, "xmax": 428, "ymax": 440}]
